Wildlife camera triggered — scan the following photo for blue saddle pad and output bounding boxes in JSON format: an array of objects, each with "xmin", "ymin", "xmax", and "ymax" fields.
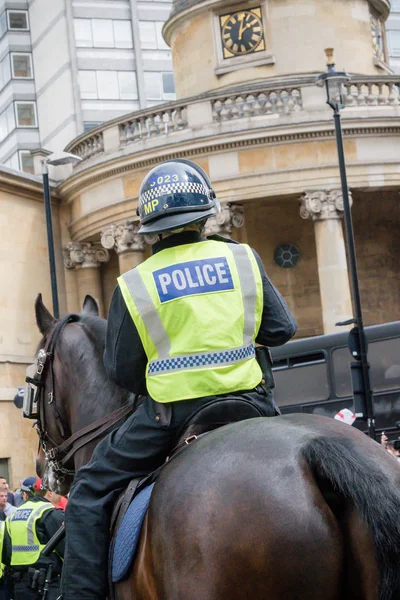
[{"xmin": 112, "ymin": 483, "xmax": 155, "ymax": 582}]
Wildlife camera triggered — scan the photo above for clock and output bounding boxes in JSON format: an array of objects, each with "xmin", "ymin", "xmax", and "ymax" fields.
[
  {"xmin": 220, "ymin": 7, "xmax": 265, "ymax": 60},
  {"xmin": 370, "ymin": 13, "xmax": 385, "ymax": 61}
]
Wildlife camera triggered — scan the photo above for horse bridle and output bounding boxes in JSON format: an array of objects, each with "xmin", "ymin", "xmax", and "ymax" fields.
[{"xmin": 26, "ymin": 314, "xmax": 134, "ymax": 479}]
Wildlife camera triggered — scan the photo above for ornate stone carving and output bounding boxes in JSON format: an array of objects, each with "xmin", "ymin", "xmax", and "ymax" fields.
[
  {"xmin": 100, "ymin": 221, "xmax": 145, "ymax": 254},
  {"xmin": 64, "ymin": 242, "xmax": 110, "ymax": 269},
  {"xmin": 204, "ymin": 203, "xmax": 244, "ymax": 236},
  {"xmin": 299, "ymin": 190, "xmax": 352, "ymax": 221}
]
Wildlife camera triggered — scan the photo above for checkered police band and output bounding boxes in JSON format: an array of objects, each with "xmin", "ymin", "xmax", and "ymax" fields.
[{"xmin": 139, "ymin": 181, "xmax": 209, "ymax": 207}]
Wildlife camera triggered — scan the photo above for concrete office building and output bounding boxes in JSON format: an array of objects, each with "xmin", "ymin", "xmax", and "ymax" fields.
[
  {"xmin": 0, "ymin": 0, "xmax": 175, "ymax": 173},
  {"xmin": 387, "ymin": 0, "xmax": 400, "ymax": 72}
]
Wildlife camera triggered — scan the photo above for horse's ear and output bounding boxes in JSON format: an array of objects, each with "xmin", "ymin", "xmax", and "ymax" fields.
[
  {"xmin": 82, "ymin": 294, "xmax": 99, "ymax": 316},
  {"xmin": 35, "ymin": 293, "xmax": 56, "ymax": 336}
]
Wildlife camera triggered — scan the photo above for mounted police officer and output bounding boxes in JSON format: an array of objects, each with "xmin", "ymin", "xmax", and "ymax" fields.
[
  {"xmin": 61, "ymin": 159, "xmax": 297, "ymax": 599},
  {"xmin": 4, "ymin": 478, "xmax": 64, "ymax": 599}
]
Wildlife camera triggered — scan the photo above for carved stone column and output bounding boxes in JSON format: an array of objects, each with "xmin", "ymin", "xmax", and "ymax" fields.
[
  {"xmin": 101, "ymin": 221, "xmax": 146, "ymax": 274},
  {"xmin": 64, "ymin": 242, "xmax": 109, "ymax": 316},
  {"xmin": 300, "ymin": 190, "xmax": 353, "ymax": 334},
  {"xmin": 204, "ymin": 203, "xmax": 244, "ymax": 236}
]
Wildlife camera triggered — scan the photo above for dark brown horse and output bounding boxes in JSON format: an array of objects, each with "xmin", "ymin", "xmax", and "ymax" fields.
[{"xmin": 33, "ymin": 295, "xmax": 400, "ymax": 600}]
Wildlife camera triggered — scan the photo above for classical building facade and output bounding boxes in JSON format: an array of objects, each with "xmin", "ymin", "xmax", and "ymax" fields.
[
  {"xmin": 1, "ymin": 0, "xmax": 400, "ymax": 485},
  {"xmin": 0, "ymin": 0, "xmax": 175, "ymax": 173}
]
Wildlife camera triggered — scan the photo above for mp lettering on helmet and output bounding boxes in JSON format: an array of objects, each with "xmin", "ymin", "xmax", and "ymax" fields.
[{"xmin": 153, "ymin": 257, "xmax": 234, "ymax": 303}]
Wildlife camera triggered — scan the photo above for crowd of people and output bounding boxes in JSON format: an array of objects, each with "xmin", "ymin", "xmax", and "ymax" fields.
[{"xmin": 0, "ymin": 475, "xmax": 67, "ymax": 600}]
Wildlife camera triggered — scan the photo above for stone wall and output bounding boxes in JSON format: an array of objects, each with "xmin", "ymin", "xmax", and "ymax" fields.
[
  {"xmin": 0, "ymin": 174, "xmax": 66, "ymax": 488},
  {"xmin": 353, "ymin": 190, "xmax": 400, "ymax": 325},
  {"xmin": 244, "ymin": 197, "xmax": 324, "ymax": 338}
]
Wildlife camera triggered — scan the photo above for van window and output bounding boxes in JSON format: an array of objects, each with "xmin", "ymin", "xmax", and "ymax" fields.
[
  {"xmin": 332, "ymin": 347, "xmax": 352, "ymax": 398},
  {"xmin": 369, "ymin": 338, "xmax": 400, "ymax": 392},
  {"xmin": 273, "ymin": 352, "xmax": 329, "ymax": 407}
]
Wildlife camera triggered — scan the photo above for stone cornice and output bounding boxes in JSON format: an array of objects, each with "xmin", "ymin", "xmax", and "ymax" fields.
[
  {"xmin": 58, "ymin": 121, "xmax": 400, "ymax": 201},
  {"xmin": 0, "ymin": 169, "xmax": 59, "ymax": 203},
  {"xmin": 69, "ymin": 161, "xmax": 400, "ymax": 242}
]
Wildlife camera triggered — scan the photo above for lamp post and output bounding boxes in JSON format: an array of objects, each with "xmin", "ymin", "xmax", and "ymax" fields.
[
  {"xmin": 316, "ymin": 49, "xmax": 376, "ymax": 439},
  {"xmin": 41, "ymin": 152, "xmax": 82, "ymax": 319}
]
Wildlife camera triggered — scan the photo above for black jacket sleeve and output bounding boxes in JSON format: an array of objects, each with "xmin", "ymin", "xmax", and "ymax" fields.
[
  {"xmin": 2, "ymin": 525, "xmax": 11, "ymax": 566},
  {"xmin": 36, "ymin": 508, "xmax": 65, "ymax": 558},
  {"xmin": 104, "ymin": 286, "xmax": 148, "ymax": 395},
  {"xmin": 251, "ymin": 248, "xmax": 297, "ymax": 346}
]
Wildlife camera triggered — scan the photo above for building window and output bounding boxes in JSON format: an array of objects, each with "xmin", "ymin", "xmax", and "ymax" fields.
[
  {"xmin": 79, "ymin": 70, "xmax": 97, "ymax": 99},
  {"xmin": 144, "ymin": 72, "xmax": 176, "ymax": 101},
  {"xmin": 387, "ymin": 30, "xmax": 400, "ymax": 57},
  {"xmin": 11, "ymin": 53, "xmax": 32, "ymax": 78},
  {"xmin": 117, "ymin": 71, "xmax": 137, "ymax": 99},
  {"xmin": 113, "ymin": 21, "xmax": 133, "ymax": 49},
  {"xmin": 75, "ymin": 19, "xmax": 133, "ymax": 49},
  {"xmin": 83, "ymin": 121, "xmax": 102, "ymax": 132},
  {"xmin": 74, "ymin": 18, "xmax": 93, "ymax": 47},
  {"xmin": 370, "ymin": 11, "xmax": 387, "ymax": 62},
  {"xmin": 92, "ymin": 19, "xmax": 114, "ymax": 47},
  {"xmin": 0, "ymin": 103, "xmax": 16, "ymax": 139},
  {"xmin": 79, "ymin": 70, "xmax": 138, "ymax": 100},
  {"xmin": 162, "ymin": 72, "xmax": 175, "ymax": 96},
  {"xmin": 139, "ymin": 21, "xmax": 169, "ymax": 50},
  {"xmin": 0, "ymin": 54, "xmax": 11, "ymax": 90},
  {"xmin": 155, "ymin": 22, "xmax": 169, "ymax": 50},
  {"xmin": 15, "ymin": 101, "xmax": 37, "ymax": 127},
  {"xmin": 96, "ymin": 70, "xmax": 119, "ymax": 99},
  {"xmin": 144, "ymin": 71, "xmax": 162, "ymax": 100},
  {"xmin": 0, "ymin": 12, "xmax": 7, "ymax": 38},
  {"xmin": 391, "ymin": 0, "xmax": 400, "ymax": 11},
  {"xmin": 19, "ymin": 151, "xmax": 34, "ymax": 174},
  {"xmin": 7, "ymin": 10, "xmax": 29, "ymax": 30}
]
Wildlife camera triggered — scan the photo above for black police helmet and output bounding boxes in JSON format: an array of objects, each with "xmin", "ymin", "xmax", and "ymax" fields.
[{"xmin": 136, "ymin": 159, "xmax": 220, "ymax": 234}]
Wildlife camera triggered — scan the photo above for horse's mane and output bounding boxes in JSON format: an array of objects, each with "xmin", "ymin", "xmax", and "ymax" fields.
[{"xmin": 36, "ymin": 312, "xmax": 107, "ymax": 357}]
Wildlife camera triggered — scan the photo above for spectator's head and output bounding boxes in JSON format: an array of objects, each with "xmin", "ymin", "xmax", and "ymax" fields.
[
  {"xmin": 0, "ymin": 476, "xmax": 9, "ymax": 491},
  {"xmin": 34, "ymin": 477, "xmax": 53, "ymax": 503},
  {"xmin": 20, "ymin": 477, "xmax": 37, "ymax": 501},
  {"xmin": 0, "ymin": 489, "xmax": 7, "ymax": 509}
]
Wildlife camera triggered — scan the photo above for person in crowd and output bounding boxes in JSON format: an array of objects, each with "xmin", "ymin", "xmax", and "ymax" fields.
[
  {"xmin": 0, "ymin": 480, "xmax": 14, "ymax": 508},
  {"xmin": 3, "ymin": 477, "xmax": 64, "ymax": 599},
  {"xmin": 0, "ymin": 492, "xmax": 14, "ymax": 520},
  {"xmin": 0, "ymin": 517, "xmax": 11, "ymax": 600},
  {"xmin": 61, "ymin": 159, "xmax": 297, "ymax": 599},
  {"xmin": 35, "ymin": 480, "xmax": 68, "ymax": 512}
]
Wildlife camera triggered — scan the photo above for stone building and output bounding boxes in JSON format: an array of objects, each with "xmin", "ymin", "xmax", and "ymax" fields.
[{"xmin": 2, "ymin": 0, "xmax": 400, "ymax": 486}]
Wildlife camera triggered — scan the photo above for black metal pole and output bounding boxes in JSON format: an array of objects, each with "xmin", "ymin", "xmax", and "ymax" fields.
[
  {"xmin": 333, "ymin": 109, "xmax": 375, "ymax": 439},
  {"xmin": 42, "ymin": 167, "xmax": 60, "ymax": 319}
]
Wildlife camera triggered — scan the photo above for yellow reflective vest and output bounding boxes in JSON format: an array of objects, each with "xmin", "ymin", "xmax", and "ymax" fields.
[
  {"xmin": 6, "ymin": 499, "xmax": 53, "ymax": 567},
  {"xmin": 118, "ymin": 239, "xmax": 263, "ymax": 402},
  {"xmin": 0, "ymin": 520, "xmax": 5, "ymax": 578}
]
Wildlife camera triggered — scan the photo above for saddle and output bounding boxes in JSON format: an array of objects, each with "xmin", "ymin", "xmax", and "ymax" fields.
[{"xmin": 108, "ymin": 397, "xmax": 264, "ymax": 589}]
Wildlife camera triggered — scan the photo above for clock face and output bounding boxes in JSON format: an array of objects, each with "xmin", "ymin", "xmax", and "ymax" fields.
[
  {"xmin": 220, "ymin": 7, "xmax": 265, "ymax": 59},
  {"xmin": 370, "ymin": 14, "xmax": 385, "ymax": 61}
]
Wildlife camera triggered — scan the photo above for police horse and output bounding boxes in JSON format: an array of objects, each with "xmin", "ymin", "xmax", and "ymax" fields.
[{"xmin": 31, "ymin": 295, "xmax": 400, "ymax": 600}]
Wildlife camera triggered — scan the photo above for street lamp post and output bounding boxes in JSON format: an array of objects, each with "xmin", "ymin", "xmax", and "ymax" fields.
[
  {"xmin": 316, "ymin": 49, "xmax": 376, "ymax": 439},
  {"xmin": 41, "ymin": 152, "xmax": 82, "ymax": 319}
]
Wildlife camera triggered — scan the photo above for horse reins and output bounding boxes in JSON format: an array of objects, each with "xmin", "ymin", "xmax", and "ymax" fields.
[{"xmin": 30, "ymin": 314, "xmax": 134, "ymax": 478}]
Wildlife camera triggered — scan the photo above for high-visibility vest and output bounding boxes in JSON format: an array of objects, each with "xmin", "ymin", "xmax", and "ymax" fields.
[
  {"xmin": 0, "ymin": 520, "xmax": 5, "ymax": 578},
  {"xmin": 119, "ymin": 239, "xmax": 263, "ymax": 402},
  {"xmin": 6, "ymin": 500, "xmax": 53, "ymax": 567}
]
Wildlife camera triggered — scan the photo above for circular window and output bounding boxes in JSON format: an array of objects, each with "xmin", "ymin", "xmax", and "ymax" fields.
[{"xmin": 274, "ymin": 244, "xmax": 300, "ymax": 269}]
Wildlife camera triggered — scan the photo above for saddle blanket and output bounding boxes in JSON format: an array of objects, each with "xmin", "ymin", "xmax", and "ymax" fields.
[{"xmin": 112, "ymin": 482, "xmax": 155, "ymax": 582}]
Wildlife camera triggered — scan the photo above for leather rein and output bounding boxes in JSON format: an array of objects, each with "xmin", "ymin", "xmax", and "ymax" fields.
[{"xmin": 30, "ymin": 314, "xmax": 134, "ymax": 478}]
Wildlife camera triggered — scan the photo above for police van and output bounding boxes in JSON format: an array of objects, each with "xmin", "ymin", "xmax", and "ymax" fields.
[{"xmin": 270, "ymin": 321, "xmax": 400, "ymax": 441}]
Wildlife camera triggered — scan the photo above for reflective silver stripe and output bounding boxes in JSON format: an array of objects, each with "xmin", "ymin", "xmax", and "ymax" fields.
[
  {"xmin": 148, "ymin": 343, "xmax": 255, "ymax": 376},
  {"xmin": 121, "ymin": 268, "xmax": 171, "ymax": 359},
  {"xmin": 228, "ymin": 244, "xmax": 257, "ymax": 346},
  {"xmin": 26, "ymin": 504, "xmax": 46, "ymax": 547}
]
